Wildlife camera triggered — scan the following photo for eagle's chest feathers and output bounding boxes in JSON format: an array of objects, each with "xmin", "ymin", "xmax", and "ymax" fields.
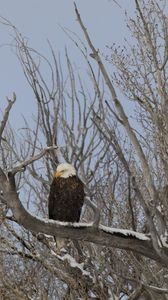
[
  {"xmin": 57, "ymin": 177, "xmax": 78, "ymax": 190},
  {"xmin": 53, "ymin": 177, "xmax": 82, "ymax": 206}
]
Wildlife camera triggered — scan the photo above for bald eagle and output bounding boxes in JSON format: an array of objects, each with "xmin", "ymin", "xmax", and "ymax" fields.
[{"xmin": 48, "ymin": 163, "xmax": 84, "ymax": 248}]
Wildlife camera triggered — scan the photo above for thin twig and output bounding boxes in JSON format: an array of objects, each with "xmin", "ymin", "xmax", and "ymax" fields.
[{"xmin": 0, "ymin": 93, "xmax": 16, "ymax": 140}]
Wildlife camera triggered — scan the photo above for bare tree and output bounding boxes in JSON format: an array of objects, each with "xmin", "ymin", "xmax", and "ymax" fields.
[{"xmin": 1, "ymin": 0, "xmax": 168, "ymax": 299}]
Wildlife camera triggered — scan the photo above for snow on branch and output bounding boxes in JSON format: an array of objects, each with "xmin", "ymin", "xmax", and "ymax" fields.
[
  {"xmin": 1, "ymin": 164, "xmax": 168, "ymax": 265},
  {"xmin": 1, "ymin": 146, "xmax": 168, "ymax": 266},
  {"xmin": 57, "ymin": 253, "xmax": 92, "ymax": 278},
  {"xmin": 99, "ymin": 225, "xmax": 150, "ymax": 241}
]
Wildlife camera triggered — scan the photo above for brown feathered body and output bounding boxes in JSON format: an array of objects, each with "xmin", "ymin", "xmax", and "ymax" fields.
[{"xmin": 48, "ymin": 176, "xmax": 84, "ymax": 222}]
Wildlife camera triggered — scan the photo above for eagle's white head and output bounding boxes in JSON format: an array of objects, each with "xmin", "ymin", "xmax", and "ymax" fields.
[{"xmin": 55, "ymin": 163, "xmax": 76, "ymax": 179}]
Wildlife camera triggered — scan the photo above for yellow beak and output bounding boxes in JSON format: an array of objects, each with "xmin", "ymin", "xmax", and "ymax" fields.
[{"xmin": 55, "ymin": 170, "xmax": 62, "ymax": 178}]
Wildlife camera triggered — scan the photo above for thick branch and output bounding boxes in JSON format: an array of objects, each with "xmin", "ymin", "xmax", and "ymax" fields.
[{"xmin": 2, "ymin": 168, "xmax": 168, "ymax": 265}]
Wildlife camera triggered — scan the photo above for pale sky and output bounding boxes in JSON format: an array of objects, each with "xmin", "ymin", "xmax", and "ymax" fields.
[{"xmin": 0, "ymin": 0, "xmax": 135, "ymax": 125}]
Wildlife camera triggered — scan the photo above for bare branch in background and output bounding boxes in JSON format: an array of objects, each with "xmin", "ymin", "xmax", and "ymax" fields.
[
  {"xmin": 0, "ymin": 93, "xmax": 16, "ymax": 142},
  {"xmin": 1, "ymin": 1, "xmax": 168, "ymax": 298},
  {"xmin": 74, "ymin": 1, "xmax": 168, "ymax": 261},
  {"xmin": 9, "ymin": 145, "xmax": 58, "ymax": 175}
]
